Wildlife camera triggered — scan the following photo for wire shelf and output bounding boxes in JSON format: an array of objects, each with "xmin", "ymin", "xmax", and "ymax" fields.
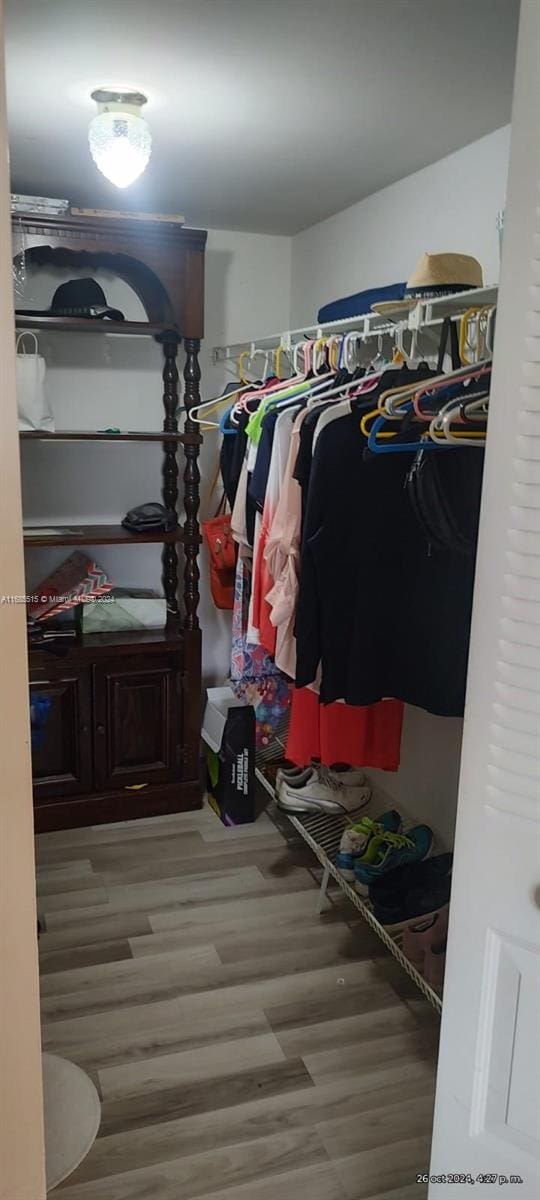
[
  {"xmin": 212, "ymin": 285, "xmax": 498, "ymax": 363},
  {"xmin": 256, "ymin": 766, "xmax": 443, "ymax": 1014}
]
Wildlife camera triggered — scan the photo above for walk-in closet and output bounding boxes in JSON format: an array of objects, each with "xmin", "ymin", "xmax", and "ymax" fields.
[{"xmin": 1, "ymin": 3, "xmax": 538, "ymax": 1200}]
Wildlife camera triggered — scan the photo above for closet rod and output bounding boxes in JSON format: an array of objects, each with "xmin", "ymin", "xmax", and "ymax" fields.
[{"xmin": 211, "ymin": 284, "xmax": 498, "ymax": 363}]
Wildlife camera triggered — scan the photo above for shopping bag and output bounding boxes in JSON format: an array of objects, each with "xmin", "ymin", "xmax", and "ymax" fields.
[
  {"xmin": 202, "ymin": 687, "xmax": 256, "ymax": 824},
  {"xmin": 16, "ymin": 332, "xmax": 55, "ymax": 432}
]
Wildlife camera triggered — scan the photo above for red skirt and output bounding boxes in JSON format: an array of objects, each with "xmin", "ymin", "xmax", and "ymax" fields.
[{"xmin": 285, "ymin": 686, "xmax": 403, "ymax": 771}]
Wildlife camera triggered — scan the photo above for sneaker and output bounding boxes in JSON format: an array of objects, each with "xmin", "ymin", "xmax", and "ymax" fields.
[
  {"xmin": 401, "ymin": 904, "xmax": 450, "ymax": 968},
  {"xmin": 353, "ymin": 825, "xmax": 434, "ymax": 896},
  {"xmin": 275, "ymin": 765, "xmax": 314, "ymax": 791},
  {"xmin": 277, "ymin": 770, "xmax": 371, "ymax": 815},
  {"xmin": 323, "ymin": 765, "xmax": 367, "ymax": 788},
  {"xmin": 275, "ymin": 764, "xmax": 367, "ymax": 794},
  {"xmin": 368, "ymin": 852, "xmax": 453, "ymax": 907},
  {"xmin": 335, "ymin": 811, "xmax": 402, "ymax": 880},
  {"xmin": 372, "ymin": 874, "xmax": 451, "ymax": 930}
]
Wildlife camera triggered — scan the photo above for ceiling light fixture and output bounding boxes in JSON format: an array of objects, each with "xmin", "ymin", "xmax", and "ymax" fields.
[{"xmin": 88, "ymin": 89, "xmax": 151, "ymax": 189}]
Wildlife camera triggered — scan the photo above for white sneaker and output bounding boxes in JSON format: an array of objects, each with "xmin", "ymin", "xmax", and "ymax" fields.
[
  {"xmin": 324, "ymin": 766, "xmax": 367, "ymax": 788},
  {"xmin": 275, "ymin": 766, "xmax": 314, "ymax": 790},
  {"xmin": 276, "ymin": 764, "xmax": 366, "ymax": 794},
  {"xmin": 277, "ymin": 769, "xmax": 371, "ymax": 816}
]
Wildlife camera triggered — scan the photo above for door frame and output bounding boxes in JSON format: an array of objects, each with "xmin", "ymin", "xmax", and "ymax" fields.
[{"xmin": 0, "ymin": 2, "xmax": 46, "ymax": 1196}]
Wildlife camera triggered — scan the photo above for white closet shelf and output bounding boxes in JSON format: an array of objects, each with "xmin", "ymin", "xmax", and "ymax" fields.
[
  {"xmin": 256, "ymin": 766, "xmax": 443, "ymax": 1014},
  {"xmin": 212, "ymin": 284, "xmax": 498, "ymax": 363}
]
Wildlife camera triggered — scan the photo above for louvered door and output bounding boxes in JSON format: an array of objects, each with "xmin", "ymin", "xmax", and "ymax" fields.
[{"xmin": 429, "ymin": 2, "xmax": 540, "ymax": 1195}]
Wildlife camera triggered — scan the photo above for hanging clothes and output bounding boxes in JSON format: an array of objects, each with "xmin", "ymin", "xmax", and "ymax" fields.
[
  {"xmin": 251, "ymin": 405, "xmax": 300, "ymax": 655},
  {"xmin": 293, "ymin": 369, "xmax": 483, "ymax": 716},
  {"xmin": 286, "ymin": 687, "xmax": 404, "ymax": 771},
  {"xmin": 218, "ymin": 341, "xmax": 486, "ymax": 774},
  {"xmin": 230, "ymin": 554, "xmax": 292, "ymax": 750}
]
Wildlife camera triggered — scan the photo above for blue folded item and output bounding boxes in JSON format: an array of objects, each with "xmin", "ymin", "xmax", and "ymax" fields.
[{"xmin": 317, "ymin": 282, "xmax": 406, "ymax": 324}]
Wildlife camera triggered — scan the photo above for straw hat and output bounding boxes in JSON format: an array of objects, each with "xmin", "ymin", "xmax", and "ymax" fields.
[{"xmin": 371, "ymin": 252, "xmax": 483, "ymax": 316}]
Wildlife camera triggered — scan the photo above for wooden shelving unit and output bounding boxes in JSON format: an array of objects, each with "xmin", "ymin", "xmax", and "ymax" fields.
[{"xmin": 17, "ymin": 209, "xmax": 207, "ymax": 831}]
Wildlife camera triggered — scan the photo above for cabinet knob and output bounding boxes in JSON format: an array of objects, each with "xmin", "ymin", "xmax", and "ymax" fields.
[
  {"xmin": 81, "ymin": 724, "xmax": 89, "ymax": 734},
  {"xmin": 96, "ymin": 724, "xmax": 105, "ymax": 735}
]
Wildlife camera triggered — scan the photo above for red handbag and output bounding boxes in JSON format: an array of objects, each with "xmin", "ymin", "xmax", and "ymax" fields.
[{"xmin": 202, "ymin": 494, "xmax": 237, "ymax": 610}]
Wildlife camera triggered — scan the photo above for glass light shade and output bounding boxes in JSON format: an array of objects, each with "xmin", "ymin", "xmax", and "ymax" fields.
[{"xmin": 88, "ymin": 110, "xmax": 152, "ymax": 188}]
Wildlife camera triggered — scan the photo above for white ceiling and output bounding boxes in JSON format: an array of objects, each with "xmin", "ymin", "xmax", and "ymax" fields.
[{"xmin": 5, "ymin": 0, "xmax": 520, "ymax": 236}]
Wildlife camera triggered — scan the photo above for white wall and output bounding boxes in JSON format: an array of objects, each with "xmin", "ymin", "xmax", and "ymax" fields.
[
  {"xmin": 20, "ymin": 227, "xmax": 291, "ymax": 684},
  {"xmin": 291, "ymin": 126, "xmax": 511, "ymax": 326},
  {"xmin": 289, "ymin": 126, "xmax": 511, "ymax": 848}
]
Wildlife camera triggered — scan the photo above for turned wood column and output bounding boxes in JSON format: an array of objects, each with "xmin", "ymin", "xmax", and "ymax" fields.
[
  {"xmin": 182, "ymin": 338, "xmax": 203, "ymax": 632},
  {"xmin": 158, "ymin": 332, "xmax": 182, "ymax": 621}
]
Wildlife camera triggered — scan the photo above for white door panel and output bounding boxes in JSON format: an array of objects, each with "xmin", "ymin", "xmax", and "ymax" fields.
[{"xmin": 429, "ymin": 1, "xmax": 540, "ymax": 1195}]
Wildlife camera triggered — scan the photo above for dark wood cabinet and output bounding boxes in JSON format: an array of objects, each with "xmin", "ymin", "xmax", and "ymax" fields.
[
  {"xmin": 29, "ymin": 633, "xmax": 197, "ymax": 831},
  {"xmin": 30, "ymin": 667, "xmax": 92, "ymax": 799},
  {"xmin": 93, "ymin": 655, "xmax": 181, "ymax": 789}
]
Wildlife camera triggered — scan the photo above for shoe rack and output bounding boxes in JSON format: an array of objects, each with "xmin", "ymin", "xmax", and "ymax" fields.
[{"xmin": 256, "ymin": 767, "xmax": 443, "ymax": 1015}]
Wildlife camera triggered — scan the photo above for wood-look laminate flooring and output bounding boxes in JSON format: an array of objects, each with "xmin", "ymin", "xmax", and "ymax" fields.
[{"xmin": 36, "ymin": 800, "xmax": 439, "ymax": 1200}]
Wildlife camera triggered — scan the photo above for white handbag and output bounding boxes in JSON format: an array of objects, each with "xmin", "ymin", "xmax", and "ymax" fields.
[{"xmin": 16, "ymin": 332, "xmax": 55, "ymax": 432}]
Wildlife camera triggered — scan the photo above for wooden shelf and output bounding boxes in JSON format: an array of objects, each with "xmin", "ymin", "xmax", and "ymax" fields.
[
  {"xmin": 20, "ymin": 430, "xmax": 189, "ymax": 443},
  {"xmin": 23, "ymin": 523, "xmax": 182, "ymax": 547},
  {"xmin": 29, "ymin": 626, "xmax": 183, "ymax": 662},
  {"xmin": 15, "ymin": 315, "xmax": 167, "ymax": 337}
]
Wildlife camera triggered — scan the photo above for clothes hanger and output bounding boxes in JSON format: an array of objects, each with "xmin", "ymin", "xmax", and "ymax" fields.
[
  {"xmin": 390, "ymin": 323, "xmax": 409, "ymax": 366},
  {"xmin": 342, "ymin": 331, "xmax": 363, "ymax": 373},
  {"xmin": 188, "ymin": 380, "xmax": 253, "ymax": 428},
  {"xmin": 364, "ymin": 350, "xmax": 476, "ymax": 445},
  {"xmin": 274, "ymin": 344, "xmax": 291, "ymax": 381},
  {"xmin": 213, "ymin": 337, "xmax": 316, "ymax": 434},
  {"xmin": 307, "ymin": 359, "xmax": 384, "ymax": 411},
  {"xmin": 428, "ymin": 393, "xmax": 488, "ymax": 446},
  {"xmin": 326, "ymin": 335, "xmax": 342, "ymax": 370},
  {"xmin": 240, "ymin": 340, "xmax": 331, "ymax": 441},
  {"xmin": 368, "ymin": 404, "xmax": 455, "ymax": 454},
  {"xmin": 367, "ymin": 403, "xmax": 450, "ymax": 454},
  {"xmin": 369, "ymin": 333, "xmax": 387, "ymax": 373},
  {"xmin": 233, "ymin": 356, "xmax": 308, "ymax": 416},
  {"xmin": 378, "ymin": 377, "xmax": 424, "ymax": 416},
  {"xmin": 311, "ymin": 336, "xmax": 328, "ymax": 373},
  {"xmin": 237, "ymin": 350, "xmax": 252, "ymax": 384},
  {"xmin": 427, "ymin": 389, "xmax": 487, "ymax": 434},
  {"xmin": 485, "ymin": 307, "xmax": 497, "ymax": 356},
  {"xmin": 412, "ymin": 362, "xmax": 492, "ymax": 418},
  {"xmin": 358, "ymin": 334, "xmax": 428, "ymax": 434},
  {"xmin": 474, "ymin": 307, "xmax": 488, "ymax": 361},
  {"xmin": 458, "ymin": 307, "xmax": 487, "ymax": 365},
  {"xmin": 429, "ymin": 414, "xmax": 487, "ymax": 447},
  {"xmin": 248, "ymin": 347, "xmax": 271, "ymax": 382},
  {"xmin": 292, "ymin": 338, "xmax": 310, "ymax": 375},
  {"xmin": 225, "ymin": 351, "xmax": 297, "ymax": 427}
]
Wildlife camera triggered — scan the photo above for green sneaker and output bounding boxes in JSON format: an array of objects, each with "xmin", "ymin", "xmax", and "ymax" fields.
[
  {"xmin": 335, "ymin": 810, "xmax": 402, "ymax": 881},
  {"xmin": 353, "ymin": 825, "xmax": 434, "ymax": 896}
]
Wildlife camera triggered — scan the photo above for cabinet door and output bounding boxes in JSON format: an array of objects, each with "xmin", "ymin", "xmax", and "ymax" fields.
[
  {"xmin": 29, "ymin": 668, "xmax": 93, "ymax": 799},
  {"xmin": 93, "ymin": 654, "xmax": 182, "ymax": 790}
]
